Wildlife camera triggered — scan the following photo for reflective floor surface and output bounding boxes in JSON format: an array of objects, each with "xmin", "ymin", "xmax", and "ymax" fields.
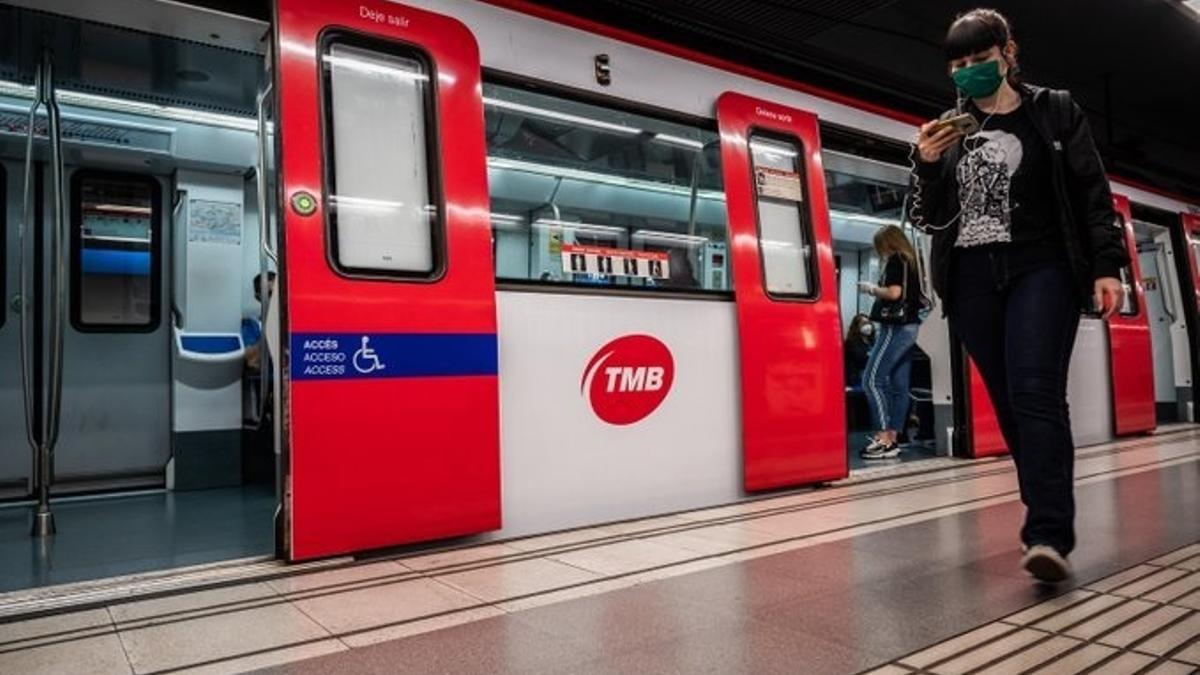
[
  {"xmin": 0, "ymin": 429, "xmax": 1196, "ymax": 674},
  {"xmin": 0, "ymin": 484, "xmax": 276, "ymax": 593}
]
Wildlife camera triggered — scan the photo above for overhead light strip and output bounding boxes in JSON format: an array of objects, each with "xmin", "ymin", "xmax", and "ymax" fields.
[
  {"xmin": 0, "ymin": 79, "xmax": 258, "ymax": 132},
  {"xmin": 483, "ymin": 97, "xmax": 642, "ymax": 135},
  {"xmin": 486, "ymin": 156, "xmax": 726, "ymax": 202}
]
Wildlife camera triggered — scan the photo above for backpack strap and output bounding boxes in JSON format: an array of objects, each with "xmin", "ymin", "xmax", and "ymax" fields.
[{"xmin": 1048, "ymin": 89, "xmax": 1072, "ymax": 146}]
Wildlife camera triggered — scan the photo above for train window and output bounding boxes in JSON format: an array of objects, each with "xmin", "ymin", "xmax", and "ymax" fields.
[
  {"xmin": 483, "ymin": 82, "xmax": 729, "ymax": 293},
  {"xmin": 749, "ymin": 134, "xmax": 815, "ymax": 298},
  {"xmin": 322, "ymin": 40, "xmax": 439, "ymax": 277},
  {"xmin": 71, "ymin": 172, "xmax": 161, "ymax": 331}
]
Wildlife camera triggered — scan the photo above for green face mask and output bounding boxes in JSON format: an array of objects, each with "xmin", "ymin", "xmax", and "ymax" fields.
[{"xmin": 952, "ymin": 59, "xmax": 1004, "ymax": 99}]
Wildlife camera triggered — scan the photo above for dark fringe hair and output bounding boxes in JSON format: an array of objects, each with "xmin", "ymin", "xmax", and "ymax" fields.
[{"xmin": 945, "ymin": 8, "xmax": 1012, "ymax": 60}]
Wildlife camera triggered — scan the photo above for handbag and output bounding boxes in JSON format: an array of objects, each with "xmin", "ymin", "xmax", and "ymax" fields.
[{"xmin": 876, "ymin": 256, "xmax": 911, "ymax": 324}]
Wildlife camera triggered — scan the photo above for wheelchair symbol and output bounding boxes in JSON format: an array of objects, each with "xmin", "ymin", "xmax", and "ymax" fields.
[{"xmin": 352, "ymin": 335, "xmax": 386, "ymax": 374}]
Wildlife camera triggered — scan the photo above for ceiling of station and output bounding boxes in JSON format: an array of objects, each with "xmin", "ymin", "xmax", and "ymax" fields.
[
  {"xmin": 526, "ymin": 0, "xmax": 1200, "ymax": 202},
  {"xmin": 13, "ymin": 0, "xmax": 1199, "ymax": 200}
]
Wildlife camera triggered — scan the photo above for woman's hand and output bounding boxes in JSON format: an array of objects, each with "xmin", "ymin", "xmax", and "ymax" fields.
[
  {"xmin": 858, "ymin": 281, "xmax": 879, "ymax": 297},
  {"xmin": 245, "ymin": 342, "xmax": 262, "ymax": 372},
  {"xmin": 917, "ymin": 120, "xmax": 964, "ymax": 163},
  {"xmin": 1094, "ymin": 277, "xmax": 1125, "ymax": 319}
]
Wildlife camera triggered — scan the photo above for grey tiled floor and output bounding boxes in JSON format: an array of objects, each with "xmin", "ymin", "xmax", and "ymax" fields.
[
  {"xmin": 0, "ymin": 431, "xmax": 1196, "ymax": 675},
  {"xmin": 876, "ymin": 543, "xmax": 1200, "ymax": 674}
]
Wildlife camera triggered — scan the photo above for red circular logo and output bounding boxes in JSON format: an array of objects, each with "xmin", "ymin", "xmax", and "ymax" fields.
[{"xmin": 581, "ymin": 335, "xmax": 675, "ymax": 425}]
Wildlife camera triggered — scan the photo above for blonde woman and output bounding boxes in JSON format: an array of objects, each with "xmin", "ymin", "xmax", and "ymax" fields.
[{"xmin": 858, "ymin": 225, "xmax": 923, "ymax": 460}]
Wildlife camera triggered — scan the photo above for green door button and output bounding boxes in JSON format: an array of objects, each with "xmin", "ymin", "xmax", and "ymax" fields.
[{"xmin": 291, "ymin": 191, "xmax": 317, "ymax": 216}]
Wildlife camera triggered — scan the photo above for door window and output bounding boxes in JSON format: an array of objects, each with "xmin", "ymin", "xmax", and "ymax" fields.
[
  {"xmin": 749, "ymin": 134, "xmax": 815, "ymax": 298},
  {"xmin": 323, "ymin": 40, "xmax": 440, "ymax": 277},
  {"xmin": 72, "ymin": 173, "xmax": 160, "ymax": 330}
]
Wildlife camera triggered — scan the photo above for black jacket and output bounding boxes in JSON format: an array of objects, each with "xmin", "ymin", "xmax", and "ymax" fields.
[
  {"xmin": 844, "ymin": 336, "xmax": 870, "ymax": 387},
  {"xmin": 913, "ymin": 84, "xmax": 1130, "ymax": 310}
]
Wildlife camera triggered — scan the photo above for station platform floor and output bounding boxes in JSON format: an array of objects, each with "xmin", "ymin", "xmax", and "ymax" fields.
[{"xmin": 1, "ymin": 428, "xmax": 1197, "ymax": 675}]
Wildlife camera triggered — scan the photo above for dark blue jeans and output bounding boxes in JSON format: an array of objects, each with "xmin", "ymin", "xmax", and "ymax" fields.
[
  {"xmin": 864, "ymin": 323, "xmax": 920, "ymax": 433},
  {"xmin": 948, "ymin": 247, "xmax": 1082, "ymax": 555}
]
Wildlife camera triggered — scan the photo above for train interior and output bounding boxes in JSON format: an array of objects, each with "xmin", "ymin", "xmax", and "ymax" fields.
[
  {"xmin": 484, "ymin": 81, "xmax": 730, "ymax": 293},
  {"xmin": 0, "ymin": 6, "xmax": 278, "ymax": 592},
  {"xmin": 823, "ymin": 149, "xmax": 941, "ymax": 467},
  {"xmin": 1132, "ymin": 204, "xmax": 1195, "ymax": 425}
]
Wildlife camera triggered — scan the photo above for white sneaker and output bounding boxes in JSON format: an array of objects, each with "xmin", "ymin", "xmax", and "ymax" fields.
[{"xmin": 1021, "ymin": 545, "xmax": 1072, "ymax": 583}]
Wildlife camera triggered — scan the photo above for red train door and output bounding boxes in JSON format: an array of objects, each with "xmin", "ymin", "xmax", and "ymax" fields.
[
  {"xmin": 274, "ymin": 0, "xmax": 500, "ymax": 560},
  {"xmin": 1182, "ymin": 213, "xmax": 1200, "ymax": 420},
  {"xmin": 1182, "ymin": 214, "xmax": 1200, "ymax": 315},
  {"xmin": 966, "ymin": 361, "xmax": 1007, "ymax": 458},
  {"xmin": 716, "ymin": 93, "xmax": 846, "ymax": 490},
  {"xmin": 1109, "ymin": 194, "xmax": 1155, "ymax": 435}
]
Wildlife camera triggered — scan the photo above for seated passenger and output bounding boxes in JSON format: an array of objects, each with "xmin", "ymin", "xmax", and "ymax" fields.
[
  {"xmin": 844, "ymin": 313, "xmax": 874, "ymax": 388},
  {"xmin": 244, "ymin": 271, "xmax": 276, "ymax": 373}
]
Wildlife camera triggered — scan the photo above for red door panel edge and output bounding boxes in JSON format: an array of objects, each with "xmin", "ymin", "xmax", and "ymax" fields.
[
  {"xmin": 968, "ymin": 360, "xmax": 1007, "ymax": 458},
  {"xmin": 716, "ymin": 92, "xmax": 846, "ymax": 491},
  {"xmin": 1183, "ymin": 214, "xmax": 1200, "ymax": 314},
  {"xmin": 274, "ymin": 0, "xmax": 501, "ymax": 560},
  {"xmin": 1109, "ymin": 194, "xmax": 1155, "ymax": 436},
  {"xmin": 1182, "ymin": 213, "xmax": 1200, "ymax": 411}
]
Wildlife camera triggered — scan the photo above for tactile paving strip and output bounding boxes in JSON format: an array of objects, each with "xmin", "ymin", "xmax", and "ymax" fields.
[{"xmin": 867, "ymin": 543, "xmax": 1200, "ymax": 675}]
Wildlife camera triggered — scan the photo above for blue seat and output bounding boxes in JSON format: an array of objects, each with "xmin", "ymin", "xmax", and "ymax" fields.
[{"xmin": 241, "ymin": 318, "xmax": 263, "ymax": 347}]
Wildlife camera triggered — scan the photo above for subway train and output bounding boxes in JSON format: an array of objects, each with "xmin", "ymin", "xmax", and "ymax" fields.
[{"xmin": 0, "ymin": 0, "xmax": 1197, "ymax": 572}]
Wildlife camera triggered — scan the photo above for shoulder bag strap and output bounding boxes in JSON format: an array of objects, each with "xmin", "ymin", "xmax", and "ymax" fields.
[{"xmin": 1049, "ymin": 90, "xmax": 1072, "ymax": 145}]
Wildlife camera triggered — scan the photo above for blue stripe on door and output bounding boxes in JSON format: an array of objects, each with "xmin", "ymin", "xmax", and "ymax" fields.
[
  {"xmin": 290, "ymin": 333, "xmax": 498, "ymax": 381},
  {"xmin": 81, "ymin": 249, "xmax": 151, "ymax": 276}
]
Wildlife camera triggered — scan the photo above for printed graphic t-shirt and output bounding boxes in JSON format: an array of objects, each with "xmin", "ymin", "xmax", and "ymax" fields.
[{"xmin": 954, "ymin": 106, "xmax": 1056, "ymax": 248}]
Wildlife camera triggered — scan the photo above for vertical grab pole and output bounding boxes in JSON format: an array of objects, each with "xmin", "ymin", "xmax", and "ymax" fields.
[
  {"xmin": 18, "ymin": 63, "xmax": 43, "ymax": 502},
  {"xmin": 257, "ymin": 84, "xmax": 277, "ymax": 268},
  {"xmin": 255, "ymin": 82, "xmax": 275, "ymax": 429},
  {"xmin": 33, "ymin": 50, "xmax": 66, "ymax": 538}
]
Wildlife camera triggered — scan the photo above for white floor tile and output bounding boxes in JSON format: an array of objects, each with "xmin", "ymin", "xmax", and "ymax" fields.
[
  {"xmin": 267, "ymin": 561, "xmax": 413, "ymax": 597},
  {"xmin": 0, "ymin": 633, "xmax": 132, "ymax": 675},
  {"xmin": 289, "ymin": 576, "xmax": 481, "ymax": 636},
  {"xmin": 435, "ymin": 557, "xmax": 601, "ymax": 603},
  {"xmin": 115, "ymin": 595, "xmax": 332, "ymax": 674},
  {"xmin": 548, "ymin": 537, "xmax": 698, "ymax": 577}
]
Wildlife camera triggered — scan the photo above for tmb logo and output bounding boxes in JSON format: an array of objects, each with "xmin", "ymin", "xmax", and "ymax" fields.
[{"xmin": 581, "ymin": 335, "xmax": 674, "ymax": 425}]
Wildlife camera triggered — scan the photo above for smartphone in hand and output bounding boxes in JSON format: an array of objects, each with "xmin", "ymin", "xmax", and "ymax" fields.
[{"xmin": 931, "ymin": 112, "xmax": 980, "ymax": 136}]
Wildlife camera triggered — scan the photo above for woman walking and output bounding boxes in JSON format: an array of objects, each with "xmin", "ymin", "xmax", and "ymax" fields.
[
  {"xmin": 913, "ymin": 9, "xmax": 1129, "ymax": 582},
  {"xmin": 859, "ymin": 225, "xmax": 924, "ymax": 461}
]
